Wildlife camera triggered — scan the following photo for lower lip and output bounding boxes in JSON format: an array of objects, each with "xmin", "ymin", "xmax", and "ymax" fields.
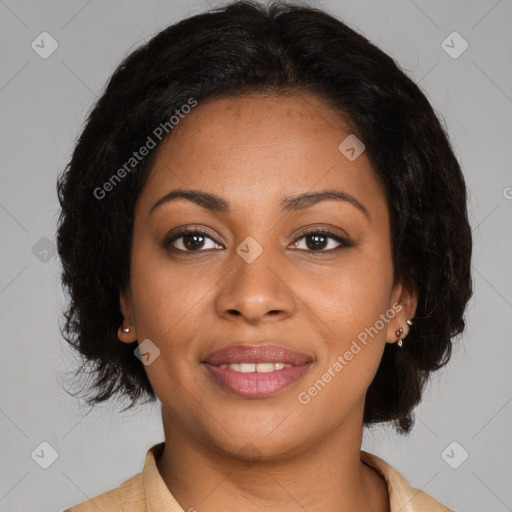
[{"xmin": 202, "ymin": 363, "xmax": 312, "ymax": 398}]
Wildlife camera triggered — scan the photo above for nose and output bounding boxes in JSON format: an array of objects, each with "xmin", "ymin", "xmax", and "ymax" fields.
[{"xmin": 215, "ymin": 244, "xmax": 296, "ymax": 325}]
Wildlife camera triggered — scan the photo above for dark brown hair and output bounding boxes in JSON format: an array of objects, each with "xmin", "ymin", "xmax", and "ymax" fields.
[{"xmin": 56, "ymin": 0, "xmax": 472, "ymax": 433}]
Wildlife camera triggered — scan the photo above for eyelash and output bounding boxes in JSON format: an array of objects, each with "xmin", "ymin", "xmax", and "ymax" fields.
[{"xmin": 163, "ymin": 227, "xmax": 353, "ymax": 253}]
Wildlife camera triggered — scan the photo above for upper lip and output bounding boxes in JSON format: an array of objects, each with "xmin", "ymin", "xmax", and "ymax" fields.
[{"xmin": 203, "ymin": 344, "xmax": 312, "ymax": 366}]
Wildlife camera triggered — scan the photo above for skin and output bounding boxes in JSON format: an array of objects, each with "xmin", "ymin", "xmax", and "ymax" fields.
[{"xmin": 118, "ymin": 92, "xmax": 417, "ymax": 512}]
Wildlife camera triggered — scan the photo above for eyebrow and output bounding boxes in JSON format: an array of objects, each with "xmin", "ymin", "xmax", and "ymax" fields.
[{"xmin": 149, "ymin": 188, "xmax": 369, "ymax": 220}]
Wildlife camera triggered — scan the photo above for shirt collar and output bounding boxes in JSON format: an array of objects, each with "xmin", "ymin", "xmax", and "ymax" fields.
[
  {"xmin": 142, "ymin": 442, "xmax": 183, "ymax": 511},
  {"xmin": 140, "ymin": 442, "xmax": 451, "ymax": 511},
  {"xmin": 360, "ymin": 450, "xmax": 452, "ymax": 511}
]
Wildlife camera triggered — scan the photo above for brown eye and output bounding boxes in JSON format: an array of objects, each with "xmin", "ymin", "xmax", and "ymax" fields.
[
  {"xmin": 292, "ymin": 230, "xmax": 352, "ymax": 252},
  {"xmin": 164, "ymin": 229, "xmax": 223, "ymax": 252}
]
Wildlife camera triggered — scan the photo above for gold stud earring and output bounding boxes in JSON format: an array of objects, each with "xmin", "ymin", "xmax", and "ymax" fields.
[{"xmin": 406, "ymin": 319, "xmax": 413, "ymax": 326}]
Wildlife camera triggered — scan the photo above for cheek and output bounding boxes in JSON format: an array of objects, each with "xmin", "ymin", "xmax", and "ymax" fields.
[
  {"xmin": 299, "ymin": 250, "xmax": 393, "ymax": 388},
  {"xmin": 306, "ymin": 250, "xmax": 394, "ymax": 337},
  {"xmin": 130, "ymin": 243, "xmax": 212, "ymax": 339},
  {"xmin": 296, "ymin": 272, "xmax": 391, "ymax": 423},
  {"xmin": 128, "ymin": 247, "xmax": 223, "ymax": 403}
]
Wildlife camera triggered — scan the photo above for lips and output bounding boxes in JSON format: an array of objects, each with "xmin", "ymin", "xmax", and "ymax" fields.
[
  {"xmin": 202, "ymin": 344, "xmax": 313, "ymax": 398},
  {"xmin": 203, "ymin": 344, "xmax": 312, "ymax": 366}
]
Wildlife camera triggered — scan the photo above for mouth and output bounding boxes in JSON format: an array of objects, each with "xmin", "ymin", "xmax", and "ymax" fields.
[{"xmin": 202, "ymin": 344, "xmax": 313, "ymax": 398}]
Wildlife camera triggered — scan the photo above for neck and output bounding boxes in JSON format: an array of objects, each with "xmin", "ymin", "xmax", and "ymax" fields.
[{"xmin": 155, "ymin": 406, "xmax": 389, "ymax": 512}]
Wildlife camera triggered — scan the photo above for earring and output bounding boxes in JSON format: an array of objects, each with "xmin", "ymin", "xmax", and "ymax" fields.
[
  {"xmin": 120, "ymin": 326, "xmax": 131, "ymax": 333},
  {"xmin": 396, "ymin": 327, "xmax": 404, "ymax": 348},
  {"xmin": 395, "ymin": 320, "xmax": 413, "ymax": 348}
]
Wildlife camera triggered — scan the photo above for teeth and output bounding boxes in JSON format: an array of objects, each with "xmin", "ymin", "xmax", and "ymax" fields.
[
  {"xmin": 218, "ymin": 362, "xmax": 293, "ymax": 373},
  {"xmin": 255, "ymin": 363, "xmax": 276, "ymax": 373},
  {"xmin": 240, "ymin": 363, "xmax": 255, "ymax": 373}
]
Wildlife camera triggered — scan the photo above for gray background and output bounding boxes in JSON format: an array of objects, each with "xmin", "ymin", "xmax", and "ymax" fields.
[{"xmin": 0, "ymin": 0, "xmax": 511, "ymax": 510}]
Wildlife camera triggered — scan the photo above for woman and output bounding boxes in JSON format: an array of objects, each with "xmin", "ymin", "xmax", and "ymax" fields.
[{"xmin": 57, "ymin": 1, "xmax": 472, "ymax": 510}]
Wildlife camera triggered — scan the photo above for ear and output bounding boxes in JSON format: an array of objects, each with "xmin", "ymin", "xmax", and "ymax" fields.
[
  {"xmin": 118, "ymin": 284, "xmax": 137, "ymax": 344},
  {"xmin": 385, "ymin": 279, "xmax": 418, "ymax": 345}
]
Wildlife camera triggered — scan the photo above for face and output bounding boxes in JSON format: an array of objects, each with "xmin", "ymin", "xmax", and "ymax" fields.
[{"xmin": 119, "ymin": 92, "xmax": 416, "ymax": 460}]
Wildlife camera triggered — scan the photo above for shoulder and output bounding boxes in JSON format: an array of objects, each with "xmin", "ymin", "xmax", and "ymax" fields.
[
  {"xmin": 361, "ymin": 451, "xmax": 454, "ymax": 512},
  {"xmin": 62, "ymin": 472, "xmax": 144, "ymax": 511},
  {"xmin": 62, "ymin": 441, "xmax": 169, "ymax": 512}
]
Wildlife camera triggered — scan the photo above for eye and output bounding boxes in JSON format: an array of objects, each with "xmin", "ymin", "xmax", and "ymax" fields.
[
  {"xmin": 163, "ymin": 229, "xmax": 223, "ymax": 252},
  {"xmin": 163, "ymin": 227, "xmax": 352, "ymax": 253},
  {"xmin": 290, "ymin": 229, "xmax": 352, "ymax": 252}
]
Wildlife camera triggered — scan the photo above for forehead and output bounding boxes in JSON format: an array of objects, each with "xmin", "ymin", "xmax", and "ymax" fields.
[{"xmin": 137, "ymin": 92, "xmax": 386, "ymax": 218}]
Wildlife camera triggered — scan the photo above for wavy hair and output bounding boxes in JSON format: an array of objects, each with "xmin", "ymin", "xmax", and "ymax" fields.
[{"xmin": 56, "ymin": 0, "xmax": 472, "ymax": 433}]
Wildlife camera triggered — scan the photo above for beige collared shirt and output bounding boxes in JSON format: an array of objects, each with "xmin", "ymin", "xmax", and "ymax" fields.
[{"xmin": 63, "ymin": 442, "xmax": 453, "ymax": 511}]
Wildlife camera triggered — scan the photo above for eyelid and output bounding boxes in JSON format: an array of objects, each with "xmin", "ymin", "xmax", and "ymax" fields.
[{"xmin": 292, "ymin": 224, "xmax": 351, "ymax": 243}]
